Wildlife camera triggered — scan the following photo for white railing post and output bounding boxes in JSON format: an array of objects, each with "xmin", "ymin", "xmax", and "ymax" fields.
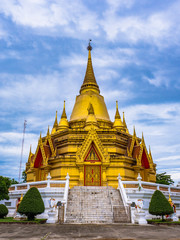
[
  {"xmin": 63, "ymin": 173, "xmax": 70, "ymax": 221},
  {"xmin": 27, "ymin": 184, "xmax": 30, "ymax": 190},
  {"xmin": 117, "ymin": 174, "xmax": 129, "ymax": 214},
  {"xmin": 157, "ymin": 184, "xmax": 159, "ymax": 190},
  {"xmin": 137, "ymin": 173, "xmax": 143, "ymax": 191},
  {"xmin": 46, "ymin": 172, "xmax": 51, "ymax": 188}
]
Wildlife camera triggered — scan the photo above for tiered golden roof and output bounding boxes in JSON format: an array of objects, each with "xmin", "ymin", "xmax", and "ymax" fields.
[{"xmin": 26, "ymin": 42, "xmax": 156, "ymax": 187}]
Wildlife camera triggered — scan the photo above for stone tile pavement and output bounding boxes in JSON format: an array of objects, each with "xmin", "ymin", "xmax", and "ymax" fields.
[{"xmin": 0, "ymin": 223, "xmax": 180, "ymax": 240}]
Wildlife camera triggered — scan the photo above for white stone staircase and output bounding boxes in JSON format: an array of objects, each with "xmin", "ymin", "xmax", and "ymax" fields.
[{"xmin": 65, "ymin": 186, "xmax": 130, "ymax": 223}]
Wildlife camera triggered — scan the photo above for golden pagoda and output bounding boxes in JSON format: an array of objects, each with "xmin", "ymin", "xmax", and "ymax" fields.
[{"xmin": 26, "ymin": 41, "xmax": 156, "ymax": 188}]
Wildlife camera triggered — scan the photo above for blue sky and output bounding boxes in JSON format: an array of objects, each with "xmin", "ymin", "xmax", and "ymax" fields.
[{"xmin": 0, "ymin": 0, "xmax": 180, "ymax": 183}]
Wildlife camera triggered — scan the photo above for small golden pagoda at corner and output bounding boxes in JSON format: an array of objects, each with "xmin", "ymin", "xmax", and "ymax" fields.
[{"xmin": 26, "ymin": 41, "xmax": 156, "ymax": 188}]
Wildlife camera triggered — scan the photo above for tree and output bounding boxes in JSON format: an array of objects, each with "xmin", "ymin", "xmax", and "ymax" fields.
[
  {"xmin": 0, "ymin": 204, "xmax": 8, "ymax": 218},
  {"xmin": 22, "ymin": 170, "xmax": 27, "ymax": 183},
  {"xmin": 156, "ymin": 172, "xmax": 174, "ymax": 185},
  {"xmin": 149, "ymin": 190, "xmax": 173, "ymax": 221},
  {"xmin": 18, "ymin": 187, "xmax": 45, "ymax": 221},
  {"xmin": 0, "ymin": 181, "xmax": 9, "ymax": 201},
  {"xmin": 0, "ymin": 176, "xmax": 18, "ymax": 201}
]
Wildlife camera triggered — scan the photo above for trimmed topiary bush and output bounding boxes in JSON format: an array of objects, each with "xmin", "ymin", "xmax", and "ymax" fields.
[
  {"xmin": 0, "ymin": 204, "xmax": 8, "ymax": 218},
  {"xmin": 18, "ymin": 187, "xmax": 45, "ymax": 221},
  {"xmin": 149, "ymin": 190, "xmax": 173, "ymax": 221}
]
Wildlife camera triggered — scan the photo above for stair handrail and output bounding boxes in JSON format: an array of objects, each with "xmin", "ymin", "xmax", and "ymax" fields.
[
  {"xmin": 117, "ymin": 174, "xmax": 131, "ymax": 215},
  {"xmin": 62, "ymin": 173, "xmax": 70, "ymax": 221}
]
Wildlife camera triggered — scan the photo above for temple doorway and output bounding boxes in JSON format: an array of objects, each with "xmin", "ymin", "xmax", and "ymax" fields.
[{"xmin": 84, "ymin": 165, "xmax": 101, "ymax": 186}]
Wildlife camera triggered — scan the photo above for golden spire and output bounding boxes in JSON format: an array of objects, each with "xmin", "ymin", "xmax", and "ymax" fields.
[
  {"xmin": 113, "ymin": 101, "xmax": 124, "ymax": 129},
  {"xmin": 29, "ymin": 144, "xmax": 32, "ymax": 155},
  {"xmin": 115, "ymin": 101, "xmax": 121, "ymax": 119},
  {"xmin": 51, "ymin": 111, "xmax": 58, "ymax": 134},
  {"xmin": 39, "ymin": 132, "xmax": 42, "ymax": 143},
  {"xmin": 149, "ymin": 145, "xmax": 152, "ymax": 159},
  {"xmin": 80, "ymin": 40, "xmax": 100, "ymax": 94},
  {"xmin": 59, "ymin": 100, "xmax": 69, "ymax": 129},
  {"xmin": 123, "ymin": 112, "xmax": 129, "ymax": 133},
  {"xmin": 61, "ymin": 101, "xmax": 67, "ymax": 119},
  {"xmin": 142, "ymin": 132, "xmax": 145, "ymax": 144},
  {"xmin": 133, "ymin": 126, "xmax": 136, "ymax": 137},
  {"xmin": 53, "ymin": 111, "xmax": 58, "ymax": 128},
  {"xmin": 28, "ymin": 145, "xmax": 32, "ymax": 163}
]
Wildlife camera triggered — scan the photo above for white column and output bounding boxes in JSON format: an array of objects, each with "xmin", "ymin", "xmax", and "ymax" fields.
[
  {"xmin": 137, "ymin": 173, "xmax": 143, "ymax": 191},
  {"xmin": 46, "ymin": 172, "xmax": 52, "ymax": 188}
]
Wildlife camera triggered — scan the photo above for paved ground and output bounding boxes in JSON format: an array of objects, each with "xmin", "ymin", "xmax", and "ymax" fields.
[{"xmin": 0, "ymin": 223, "xmax": 180, "ymax": 240}]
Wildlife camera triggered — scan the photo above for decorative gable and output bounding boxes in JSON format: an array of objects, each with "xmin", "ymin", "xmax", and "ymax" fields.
[
  {"xmin": 31, "ymin": 136, "xmax": 47, "ymax": 168},
  {"xmin": 136, "ymin": 136, "xmax": 153, "ymax": 169},
  {"xmin": 76, "ymin": 128, "xmax": 110, "ymax": 166},
  {"xmin": 45, "ymin": 131, "xmax": 56, "ymax": 157},
  {"xmin": 85, "ymin": 143, "xmax": 101, "ymax": 162}
]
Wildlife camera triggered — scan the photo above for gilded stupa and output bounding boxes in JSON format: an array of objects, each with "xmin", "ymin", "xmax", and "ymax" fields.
[{"xmin": 26, "ymin": 42, "xmax": 156, "ymax": 188}]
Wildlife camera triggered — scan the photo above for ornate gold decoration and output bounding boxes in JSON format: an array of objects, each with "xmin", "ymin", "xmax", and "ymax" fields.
[
  {"xmin": 136, "ymin": 133, "xmax": 153, "ymax": 169},
  {"xmin": 76, "ymin": 128, "xmax": 110, "ymax": 166},
  {"xmin": 45, "ymin": 127, "xmax": 56, "ymax": 157},
  {"xmin": 52, "ymin": 111, "xmax": 58, "ymax": 134},
  {"xmin": 31, "ymin": 132, "xmax": 48, "ymax": 168},
  {"xmin": 127, "ymin": 126, "xmax": 139, "ymax": 157},
  {"xmin": 58, "ymin": 100, "xmax": 69, "ymax": 130},
  {"xmin": 84, "ymin": 166, "xmax": 101, "ymax": 186},
  {"xmin": 80, "ymin": 41, "xmax": 100, "ymax": 95}
]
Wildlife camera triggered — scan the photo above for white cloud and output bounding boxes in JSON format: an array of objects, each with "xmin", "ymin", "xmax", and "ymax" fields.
[
  {"xmin": 0, "ymin": 0, "xmax": 99, "ymax": 38},
  {"xmin": 102, "ymin": 1, "xmax": 180, "ymax": 47},
  {"xmin": 143, "ymin": 71, "xmax": 170, "ymax": 87},
  {"xmin": 0, "ymin": 71, "xmax": 80, "ymax": 113},
  {"xmin": 106, "ymin": 0, "xmax": 135, "ymax": 13},
  {"xmin": 0, "ymin": 50, "xmax": 21, "ymax": 60}
]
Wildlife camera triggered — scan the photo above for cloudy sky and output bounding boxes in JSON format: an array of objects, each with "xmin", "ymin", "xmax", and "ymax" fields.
[{"xmin": 0, "ymin": 0, "xmax": 180, "ymax": 183}]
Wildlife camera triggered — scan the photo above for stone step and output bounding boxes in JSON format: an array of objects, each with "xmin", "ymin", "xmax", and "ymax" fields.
[{"xmin": 66, "ymin": 186, "xmax": 129, "ymax": 224}]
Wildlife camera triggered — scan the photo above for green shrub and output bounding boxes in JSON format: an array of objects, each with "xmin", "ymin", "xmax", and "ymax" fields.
[
  {"xmin": 18, "ymin": 187, "xmax": 45, "ymax": 221},
  {"xmin": 149, "ymin": 190, "xmax": 173, "ymax": 221},
  {"xmin": 0, "ymin": 204, "xmax": 8, "ymax": 218}
]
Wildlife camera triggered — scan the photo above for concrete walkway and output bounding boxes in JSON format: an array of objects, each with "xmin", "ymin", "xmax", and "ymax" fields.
[{"xmin": 0, "ymin": 223, "xmax": 180, "ymax": 240}]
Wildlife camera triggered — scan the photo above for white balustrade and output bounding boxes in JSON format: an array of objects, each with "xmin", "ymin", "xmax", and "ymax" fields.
[
  {"xmin": 117, "ymin": 174, "xmax": 131, "ymax": 215},
  {"xmin": 62, "ymin": 173, "xmax": 70, "ymax": 221}
]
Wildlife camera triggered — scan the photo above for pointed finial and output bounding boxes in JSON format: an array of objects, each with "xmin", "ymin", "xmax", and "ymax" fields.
[
  {"xmin": 39, "ymin": 132, "xmax": 42, "ymax": 141},
  {"xmin": 115, "ymin": 101, "xmax": 121, "ymax": 119},
  {"xmin": 87, "ymin": 39, "xmax": 92, "ymax": 51},
  {"xmin": 61, "ymin": 100, "xmax": 67, "ymax": 119},
  {"xmin": 142, "ymin": 132, "xmax": 145, "ymax": 143},
  {"xmin": 53, "ymin": 111, "xmax": 58, "ymax": 128},
  {"xmin": 80, "ymin": 40, "xmax": 100, "ymax": 94},
  {"xmin": 133, "ymin": 126, "xmax": 136, "ymax": 136},
  {"xmin": 47, "ymin": 125, "xmax": 50, "ymax": 135},
  {"xmin": 28, "ymin": 145, "xmax": 32, "ymax": 163},
  {"xmin": 123, "ymin": 112, "xmax": 127, "ymax": 126}
]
